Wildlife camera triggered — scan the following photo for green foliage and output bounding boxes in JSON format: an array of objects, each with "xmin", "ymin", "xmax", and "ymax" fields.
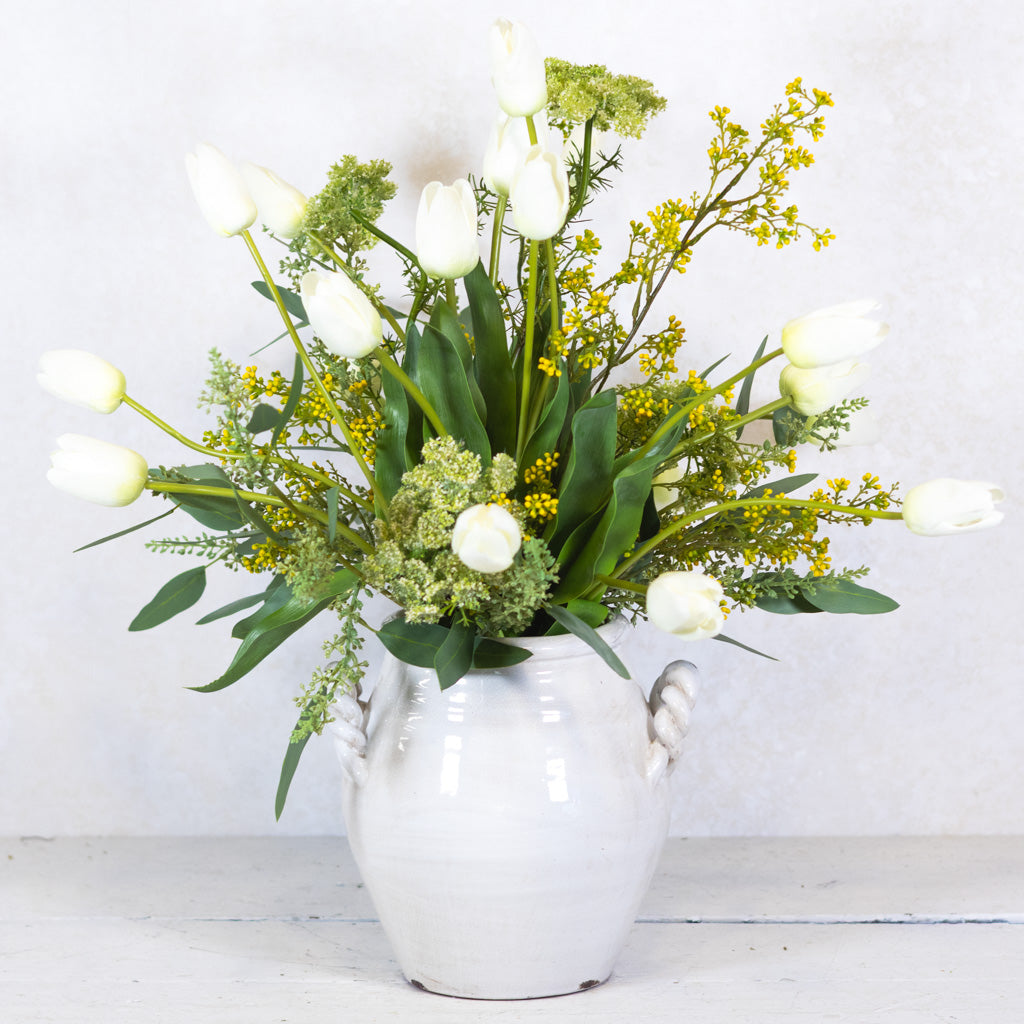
[
  {"xmin": 545, "ymin": 58, "xmax": 667, "ymax": 138},
  {"xmin": 302, "ymin": 156, "xmax": 397, "ymax": 257}
]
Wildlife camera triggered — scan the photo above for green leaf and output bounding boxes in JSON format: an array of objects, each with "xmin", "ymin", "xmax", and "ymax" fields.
[
  {"xmin": 374, "ymin": 353, "xmax": 412, "ymax": 502},
  {"xmin": 73, "ymin": 507, "xmax": 177, "ymax": 553},
  {"xmin": 152, "ymin": 465, "xmax": 246, "ymax": 532},
  {"xmin": 430, "ymin": 301, "xmax": 487, "ymax": 424},
  {"xmin": 400, "ymin": 323, "xmax": 426, "ymax": 457},
  {"xmin": 275, "ymin": 718, "xmax": 312, "ymax": 821},
  {"xmin": 231, "ymin": 576, "xmax": 289, "ymax": 638},
  {"xmin": 195, "ymin": 590, "xmax": 271, "ymax": 625},
  {"xmin": 416, "ymin": 324, "xmax": 491, "ymax": 460},
  {"xmin": 464, "ymin": 263, "xmax": 517, "ymax": 455},
  {"xmin": 742, "ymin": 472, "xmax": 818, "ymax": 500},
  {"xmin": 251, "ymin": 280, "xmax": 307, "ymax": 323},
  {"xmin": 801, "ymin": 579, "xmax": 900, "ymax": 614},
  {"xmin": 549, "ymin": 391, "xmax": 618, "ymax": 551},
  {"xmin": 471, "ymin": 638, "xmax": 532, "ymax": 669},
  {"xmin": 735, "ymin": 335, "xmax": 768, "ymax": 438},
  {"xmin": 521, "ymin": 370, "xmax": 570, "ymax": 473},
  {"xmin": 246, "ymin": 403, "xmax": 283, "ymax": 434},
  {"xmin": 271, "ymin": 354, "xmax": 304, "ymax": 449},
  {"xmin": 194, "ymin": 571, "xmax": 357, "ymax": 693},
  {"xmin": 544, "ymin": 604, "xmax": 630, "ymax": 679},
  {"xmin": 434, "ymin": 617, "xmax": 476, "ymax": 690},
  {"xmin": 376, "ymin": 618, "xmax": 449, "ymax": 668},
  {"xmin": 711, "ymin": 633, "xmax": 779, "ymax": 660},
  {"xmin": 231, "ymin": 486, "xmax": 282, "ymax": 540},
  {"xmin": 129, "ymin": 566, "xmax": 207, "ymax": 631},
  {"xmin": 755, "ymin": 591, "xmax": 823, "ymax": 615},
  {"xmin": 698, "ymin": 353, "xmax": 731, "ymax": 380},
  {"xmin": 561, "ymin": 598, "xmax": 609, "ymax": 630}
]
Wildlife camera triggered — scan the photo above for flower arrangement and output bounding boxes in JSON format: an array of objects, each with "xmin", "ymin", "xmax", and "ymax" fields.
[{"xmin": 40, "ymin": 18, "xmax": 1003, "ymax": 815}]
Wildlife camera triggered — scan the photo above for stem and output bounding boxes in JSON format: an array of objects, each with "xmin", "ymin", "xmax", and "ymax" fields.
[
  {"xmin": 241, "ymin": 231, "xmax": 387, "ymax": 511},
  {"xmin": 515, "ymin": 240, "xmax": 540, "ymax": 462},
  {"xmin": 526, "ymin": 115, "xmax": 539, "ymax": 146},
  {"xmin": 146, "ymin": 480, "xmax": 374, "ymax": 554},
  {"xmin": 445, "ymin": 278, "xmax": 457, "ymax": 313},
  {"xmin": 671, "ymin": 396, "xmax": 792, "ymax": 457},
  {"xmin": 595, "ymin": 574, "xmax": 647, "ymax": 596},
  {"xmin": 607, "ymin": 496, "xmax": 904, "ymax": 581},
  {"xmin": 122, "ymin": 395, "xmax": 218, "ymax": 458},
  {"xmin": 489, "ymin": 195, "xmax": 508, "ymax": 284},
  {"xmin": 565, "ymin": 118, "xmax": 594, "ymax": 223},
  {"xmin": 374, "ymin": 349, "xmax": 447, "ymax": 437}
]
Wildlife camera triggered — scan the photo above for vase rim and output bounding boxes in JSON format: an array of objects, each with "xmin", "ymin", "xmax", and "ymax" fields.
[{"xmin": 493, "ymin": 614, "xmax": 631, "ymax": 660}]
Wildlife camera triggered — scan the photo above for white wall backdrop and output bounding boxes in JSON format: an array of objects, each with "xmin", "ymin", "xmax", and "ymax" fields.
[{"xmin": 3, "ymin": 0, "xmax": 1021, "ymax": 836}]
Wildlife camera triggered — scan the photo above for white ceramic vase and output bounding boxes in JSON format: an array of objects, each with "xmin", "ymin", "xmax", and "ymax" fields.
[{"xmin": 329, "ymin": 617, "xmax": 699, "ymax": 999}]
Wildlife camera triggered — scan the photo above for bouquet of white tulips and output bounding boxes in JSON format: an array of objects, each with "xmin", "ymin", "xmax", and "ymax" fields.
[{"xmin": 40, "ymin": 17, "xmax": 1004, "ymax": 813}]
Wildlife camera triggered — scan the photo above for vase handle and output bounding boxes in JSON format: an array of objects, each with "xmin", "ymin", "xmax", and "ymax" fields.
[
  {"xmin": 645, "ymin": 660, "xmax": 700, "ymax": 787},
  {"xmin": 327, "ymin": 688, "xmax": 368, "ymax": 788}
]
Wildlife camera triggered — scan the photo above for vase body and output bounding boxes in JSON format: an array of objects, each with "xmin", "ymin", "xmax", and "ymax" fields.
[{"xmin": 338, "ymin": 619, "xmax": 694, "ymax": 999}]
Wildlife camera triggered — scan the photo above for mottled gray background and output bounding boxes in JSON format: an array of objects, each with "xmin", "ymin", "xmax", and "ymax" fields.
[{"xmin": 4, "ymin": 0, "xmax": 1020, "ymax": 835}]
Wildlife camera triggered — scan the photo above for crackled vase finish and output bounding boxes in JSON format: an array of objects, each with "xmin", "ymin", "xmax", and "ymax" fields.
[{"xmin": 333, "ymin": 619, "xmax": 698, "ymax": 999}]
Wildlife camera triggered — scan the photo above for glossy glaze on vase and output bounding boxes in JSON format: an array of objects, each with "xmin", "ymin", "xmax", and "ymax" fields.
[{"xmin": 332, "ymin": 619, "xmax": 698, "ymax": 999}]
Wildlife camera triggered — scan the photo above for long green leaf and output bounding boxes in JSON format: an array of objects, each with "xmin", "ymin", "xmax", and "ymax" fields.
[
  {"xmin": 271, "ymin": 354, "xmax": 304, "ymax": 448},
  {"xmin": 376, "ymin": 618, "xmax": 449, "ymax": 667},
  {"xmin": 434, "ymin": 618, "xmax": 475, "ymax": 691},
  {"xmin": 544, "ymin": 604, "xmax": 630, "ymax": 679},
  {"xmin": 742, "ymin": 472, "xmax": 818, "ymax": 500},
  {"xmin": 195, "ymin": 590, "xmax": 271, "ymax": 625},
  {"xmin": 246, "ymin": 403, "xmax": 282, "ymax": 434},
  {"xmin": 374, "ymin": 355, "xmax": 412, "ymax": 502},
  {"xmin": 754, "ymin": 591, "xmax": 823, "ymax": 615},
  {"xmin": 153, "ymin": 464, "xmax": 246, "ymax": 532},
  {"xmin": 275, "ymin": 717, "xmax": 312, "ymax": 821},
  {"xmin": 549, "ymin": 392, "xmax": 617, "ymax": 550},
  {"xmin": 326, "ymin": 487, "xmax": 339, "ymax": 543},
  {"xmin": 195, "ymin": 571, "xmax": 357, "ymax": 693},
  {"xmin": 231, "ymin": 576, "xmax": 289, "ymax": 638},
  {"xmin": 773, "ymin": 405, "xmax": 806, "ymax": 445},
  {"xmin": 417, "ymin": 325, "xmax": 491, "ymax": 460},
  {"xmin": 711, "ymin": 633, "xmax": 779, "ymax": 660},
  {"xmin": 470, "ymin": 638, "xmax": 532, "ymax": 669},
  {"xmin": 464, "ymin": 263, "xmax": 517, "ymax": 455},
  {"xmin": 522, "ymin": 370, "xmax": 570, "ymax": 475},
  {"xmin": 74, "ymin": 507, "xmax": 177, "ymax": 553},
  {"xmin": 430, "ymin": 301, "xmax": 487, "ymax": 424},
  {"xmin": 735, "ymin": 335, "xmax": 768, "ymax": 439},
  {"xmin": 129, "ymin": 566, "xmax": 207, "ymax": 631},
  {"xmin": 802, "ymin": 579, "xmax": 900, "ymax": 614}
]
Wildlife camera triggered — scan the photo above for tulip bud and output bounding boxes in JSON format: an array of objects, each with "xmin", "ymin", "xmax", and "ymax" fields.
[
  {"xmin": 240, "ymin": 163, "xmax": 307, "ymax": 239},
  {"xmin": 185, "ymin": 143, "xmax": 257, "ymax": 237},
  {"xmin": 510, "ymin": 145, "xmax": 570, "ymax": 241},
  {"xmin": 451, "ymin": 503, "xmax": 522, "ymax": 573},
  {"xmin": 781, "ymin": 300, "xmax": 889, "ymax": 369},
  {"xmin": 779, "ymin": 360, "xmax": 870, "ymax": 417},
  {"xmin": 300, "ymin": 270, "xmax": 383, "ymax": 359},
  {"xmin": 482, "ymin": 110, "xmax": 549, "ymax": 197},
  {"xmin": 415, "ymin": 180, "xmax": 481, "ymax": 280},
  {"xmin": 646, "ymin": 571, "xmax": 725, "ymax": 641},
  {"xmin": 489, "ymin": 18, "xmax": 547, "ymax": 118},
  {"xmin": 38, "ymin": 350, "xmax": 126, "ymax": 414},
  {"xmin": 47, "ymin": 434, "xmax": 148, "ymax": 507},
  {"xmin": 902, "ymin": 478, "xmax": 1005, "ymax": 536}
]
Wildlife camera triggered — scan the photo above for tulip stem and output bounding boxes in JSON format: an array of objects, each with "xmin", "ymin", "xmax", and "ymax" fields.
[
  {"xmin": 489, "ymin": 195, "xmax": 507, "ymax": 284},
  {"xmin": 240, "ymin": 231, "xmax": 387, "ymax": 512},
  {"xmin": 526, "ymin": 115, "xmax": 539, "ymax": 147},
  {"xmin": 565, "ymin": 119, "xmax": 594, "ymax": 223},
  {"xmin": 605, "ymin": 496, "xmax": 905, "ymax": 582},
  {"xmin": 594, "ymin": 574, "xmax": 648, "ymax": 596},
  {"xmin": 445, "ymin": 279, "xmax": 457, "ymax": 313},
  {"xmin": 375, "ymin": 350, "xmax": 447, "ymax": 437},
  {"xmin": 122, "ymin": 396, "xmax": 219, "ymax": 458},
  {"xmin": 515, "ymin": 240, "xmax": 540, "ymax": 462},
  {"xmin": 145, "ymin": 480, "xmax": 374, "ymax": 554}
]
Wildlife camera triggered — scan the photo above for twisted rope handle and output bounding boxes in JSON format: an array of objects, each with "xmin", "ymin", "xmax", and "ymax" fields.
[
  {"xmin": 327, "ymin": 689, "xmax": 368, "ymax": 788},
  {"xmin": 645, "ymin": 660, "xmax": 700, "ymax": 787}
]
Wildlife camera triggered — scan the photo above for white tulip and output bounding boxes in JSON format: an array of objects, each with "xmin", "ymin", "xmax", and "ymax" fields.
[
  {"xmin": 652, "ymin": 464, "xmax": 684, "ymax": 511},
  {"xmin": 779, "ymin": 360, "xmax": 870, "ymax": 416},
  {"xmin": 47, "ymin": 434, "xmax": 148, "ymax": 507},
  {"xmin": 240, "ymin": 163, "xmax": 307, "ymax": 239},
  {"xmin": 415, "ymin": 180, "xmax": 481, "ymax": 280},
  {"xmin": 646, "ymin": 571, "xmax": 725, "ymax": 641},
  {"xmin": 451, "ymin": 503, "xmax": 522, "ymax": 573},
  {"xmin": 38, "ymin": 350, "xmax": 126, "ymax": 414},
  {"xmin": 902, "ymin": 478, "xmax": 1005, "ymax": 536},
  {"xmin": 300, "ymin": 270, "xmax": 383, "ymax": 358},
  {"xmin": 489, "ymin": 18, "xmax": 547, "ymax": 118},
  {"xmin": 185, "ymin": 143, "xmax": 257, "ymax": 237},
  {"xmin": 781, "ymin": 299, "xmax": 889, "ymax": 369},
  {"xmin": 483, "ymin": 110, "xmax": 549, "ymax": 197},
  {"xmin": 510, "ymin": 145, "xmax": 570, "ymax": 240}
]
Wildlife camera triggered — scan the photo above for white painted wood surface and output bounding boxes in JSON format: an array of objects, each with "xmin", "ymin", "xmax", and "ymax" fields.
[{"xmin": 2, "ymin": 837, "xmax": 1022, "ymax": 1022}]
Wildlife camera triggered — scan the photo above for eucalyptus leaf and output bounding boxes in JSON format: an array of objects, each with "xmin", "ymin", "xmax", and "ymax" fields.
[
  {"xmin": 271, "ymin": 354, "xmax": 304, "ymax": 448},
  {"xmin": 231, "ymin": 576, "xmax": 289, "ymax": 638},
  {"xmin": 326, "ymin": 487, "xmax": 339, "ymax": 543},
  {"xmin": 802, "ymin": 579, "xmax": 900, "ymax": 614},
  {"xmin": 735, "ymin": 335, "xmax": 768, "ymax": 438},
  {"xmin": 251, "ymin": 280, "xmax": 308, "ymax": 322},
  {"xmin": 471, "ymin": 638, "xmax": 532, "ymax": 669},
  {"xmin": 772, "ymin": 405, "xmax": 806, "ymax": 446},
  {"xmin": 246, "ymin": 403, "xmax": 283, "ymax": 435},
  {"xmin": 754, "ymin": 591, "xmax": 823, "ymax": 615},
  {"xmin": 742, "ymin": 473, "xmax": 818, "ymax": 500},
  {"xmin": 195, "ymin": 590, "xmax": 271, "ymax": 625},
  {"xmin": 711, "ymin": 633, "xmax": 779, "ymax": 660},
  {"xmin": 376, "ymin": 618, "xmax": 448, "ymax": 668},
  {"xmin": 275, "ymin": 717, "xmax": 312, "ymax": 821},
  {"xmin": 434, "ymin": 618, "xmax": 475, "ymax": 691},
  {"xmin": 129, "ymin": 566, "xmax": 207, "ymax": 631}
]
